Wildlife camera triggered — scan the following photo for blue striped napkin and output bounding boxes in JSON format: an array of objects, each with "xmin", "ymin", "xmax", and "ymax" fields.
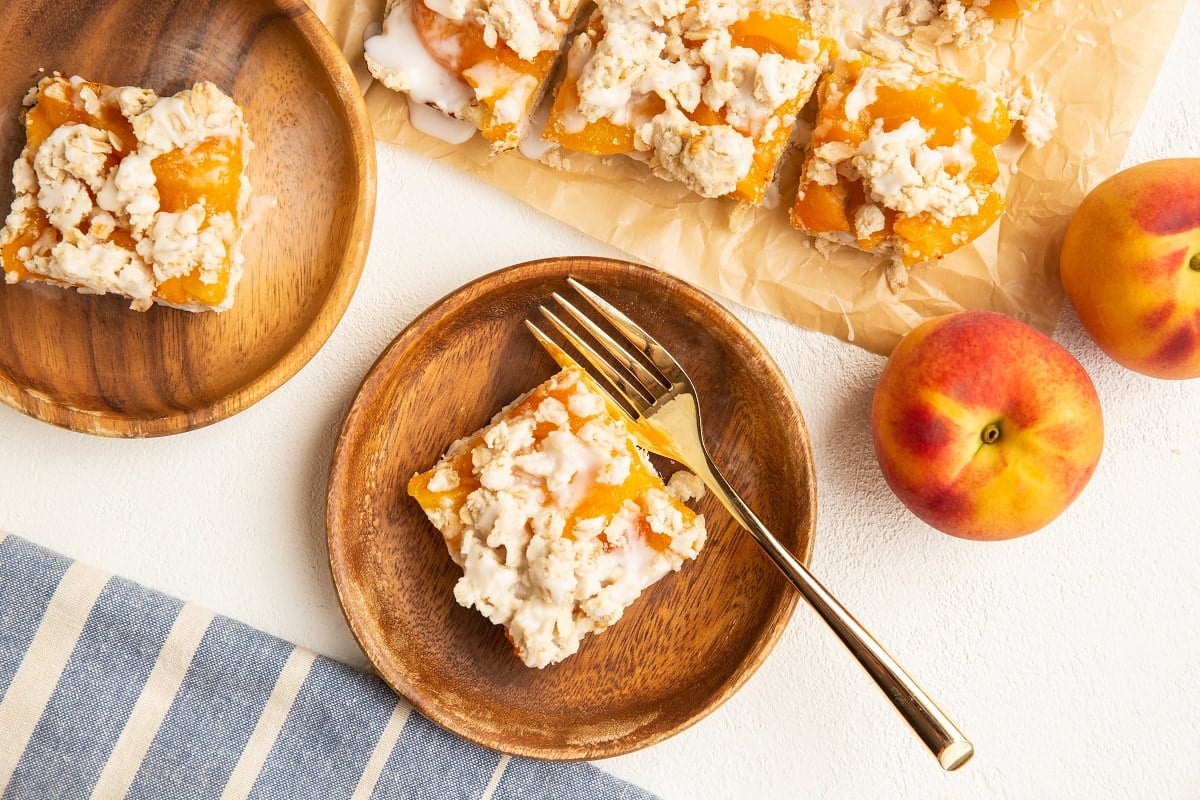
[{"xmin": 0, "ymin": 534, "xmax": 656, "ymax": 799}]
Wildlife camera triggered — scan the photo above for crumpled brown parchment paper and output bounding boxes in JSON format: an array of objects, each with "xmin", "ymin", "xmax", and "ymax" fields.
[{"xmin": 308, "ymin": 0, "xmax": 1188, "ymax": 354}]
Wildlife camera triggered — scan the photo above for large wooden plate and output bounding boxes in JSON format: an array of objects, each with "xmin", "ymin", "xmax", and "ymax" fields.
[
  {"xmin": 327, "ymin": 257, "xmax": 818, "ymax": 760},
  {"xmin": 0, "ymin": 0, "xmax": 375, "ymax": 436}
]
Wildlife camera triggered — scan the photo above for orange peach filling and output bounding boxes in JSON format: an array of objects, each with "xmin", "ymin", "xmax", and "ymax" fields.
[
  {"xmin": 975, "ymin": 0, "xmax": 1036, "ymax": 19},
  {"xmin": 151, "ymin": 137, "xmax": 243, "ymax": 305}
]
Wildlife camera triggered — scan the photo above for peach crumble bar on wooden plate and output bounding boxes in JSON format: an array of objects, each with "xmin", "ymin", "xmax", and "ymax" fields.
[
  {"xmin": 0, "ymin": 74, "xmax": 258, "ymax": 312},
  {"xmin": 408, "ymin": 365, "xmax": 707, "ymax": 668}
]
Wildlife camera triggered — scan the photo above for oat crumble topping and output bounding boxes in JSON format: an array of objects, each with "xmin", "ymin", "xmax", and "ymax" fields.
[{"xmin": 1006, "ymin": 75, "xmax": 1058, "ymax": 147}]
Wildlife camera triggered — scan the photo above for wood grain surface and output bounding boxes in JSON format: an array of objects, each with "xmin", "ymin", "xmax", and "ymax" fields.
[
  {"xmin": 326, "ymin": 257, "xmax": 818, "ymax": 760},
  {"xmin": 0, "ymin": 0, "xmax": 376, "ymax": 436}
]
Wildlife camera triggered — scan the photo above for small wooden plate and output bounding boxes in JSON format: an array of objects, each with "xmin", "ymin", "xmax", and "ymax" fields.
[
  {"xmin": 0, "ymin": 0, "xmax": 375, "ymax": 436},
  {"xmin": 327, "ymin": 257, "xmax": 818, "ymax": 760}
]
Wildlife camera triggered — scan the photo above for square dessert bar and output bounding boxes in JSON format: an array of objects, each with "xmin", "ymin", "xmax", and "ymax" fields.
[
  {"xmin": 408, "ymin": 366, "xmax": 707, "ymax": 668},
  {"xmin": 543, "ymin": 0, "xmax": 833, "ymax": 205},
  {"xmin": 789, "ymin": 55, "xmax": 1011, "ymax": 268},
  {"xmin": 0, "ymin": 74, "xmax": 254, "ymax": 312}
]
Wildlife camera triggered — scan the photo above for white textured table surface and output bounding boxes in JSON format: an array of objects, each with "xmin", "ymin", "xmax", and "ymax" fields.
[{"xmin": 3, "ymin": 3, "xmax": 1200, "ymax": 797}]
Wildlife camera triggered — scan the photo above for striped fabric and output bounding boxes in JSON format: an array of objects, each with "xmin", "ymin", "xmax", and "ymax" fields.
[{"xmin": 0, "ymin": 534, "xmax": 656, "ymax": 800}]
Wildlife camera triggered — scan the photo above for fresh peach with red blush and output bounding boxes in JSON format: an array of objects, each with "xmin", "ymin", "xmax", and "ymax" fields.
[
  {"xmin": 1060, "ymin": 158, "xmax": 1200, "ymax": 379},
  {"xmin": 871, "ymin": 312, "xmax": 1104, "ymax": 540}
]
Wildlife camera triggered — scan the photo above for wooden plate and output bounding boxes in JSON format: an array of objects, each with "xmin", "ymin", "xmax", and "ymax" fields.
[
  {"xmin": 0, "ymin": 0, "xmax": 375, "ymax": 436},
  {"xmin": 327, "ymin": 257, "xmax": 818, "ymax": 760}
]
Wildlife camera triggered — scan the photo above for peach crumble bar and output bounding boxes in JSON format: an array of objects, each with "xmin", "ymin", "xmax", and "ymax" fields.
[
  {"xmin": 408, "ymin": 366, "xmax": 707, "ymax": 668},
  {"xmin": 789, "ymin": 55, "xmax": 1011, "ymax": 274},
  {"xmin": 543, "ymin": 0, "xmax": 833, "ymax": 205},
  {"xmin": 0, "ymin": 74, "xmax": 255, "ymax": 312},
  {"xmin": 364, "ymin": 0, "xmax": 586, "ymax": 151}
]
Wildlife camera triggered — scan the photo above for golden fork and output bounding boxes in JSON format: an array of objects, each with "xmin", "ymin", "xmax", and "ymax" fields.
[{"xmin": 527, "ymin": 278, "xmax": 974, "ymax": 771}]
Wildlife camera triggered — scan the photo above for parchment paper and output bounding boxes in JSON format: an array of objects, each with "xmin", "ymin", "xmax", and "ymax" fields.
[{"xmin": 309, "ymin": 0, "xmax": 1188, "ymax": 354}]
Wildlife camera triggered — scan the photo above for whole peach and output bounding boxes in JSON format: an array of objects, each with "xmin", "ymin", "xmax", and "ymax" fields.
[
  {"xmin": 1060, "ymin": 158, "xmax": 1200, "ymax": 379},
  {"xmin": 871, "ymin": 312, "xmax": 1103, "ymax": 540}
]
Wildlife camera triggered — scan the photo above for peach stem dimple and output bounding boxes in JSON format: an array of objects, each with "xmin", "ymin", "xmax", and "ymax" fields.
[
  {"xmin": 1189, "ymin": 252, "xmax": 1200, "ymax": 271},
  {"xmin": 981, "ymin": 421, "xmax": 1002, "ymax": 445}
]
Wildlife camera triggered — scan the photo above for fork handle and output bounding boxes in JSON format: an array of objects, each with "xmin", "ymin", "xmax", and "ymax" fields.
[{"xmin": 699, "ymin": 458, "xmax": 974, "ymax": 771}]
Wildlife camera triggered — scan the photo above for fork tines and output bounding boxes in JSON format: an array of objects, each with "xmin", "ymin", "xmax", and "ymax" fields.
[
  {"xmin": 526, "ymin": 279, "xmax": 680, "ymax": 419},
  {"xmin": 565, "ymin": 278, "xmax": 686, "ymax": 385}
]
